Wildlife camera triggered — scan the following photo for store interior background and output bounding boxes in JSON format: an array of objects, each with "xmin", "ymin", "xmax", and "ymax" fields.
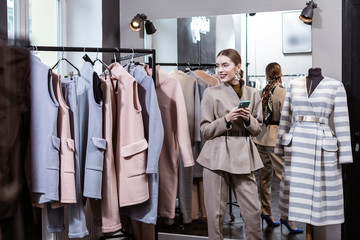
[{"xmin": 4, "ymin": 0, "xmax": 346, "ymax": 239}]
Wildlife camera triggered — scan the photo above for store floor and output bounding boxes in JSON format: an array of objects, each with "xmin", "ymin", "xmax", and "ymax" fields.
[{"xmin": 157, "ymin": 171, "xmax": 306, "ymax": 240}]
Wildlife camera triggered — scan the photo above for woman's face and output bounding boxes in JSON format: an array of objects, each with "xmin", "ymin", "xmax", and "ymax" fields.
[{"xmin": 216, "ymin": 55, "xmax": 241, "ymax": 84}]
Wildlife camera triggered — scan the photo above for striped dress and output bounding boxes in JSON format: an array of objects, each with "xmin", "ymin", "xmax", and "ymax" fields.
[{"xmin": 274, "ymin": 77, "xmax": 353, "ymax": 226}]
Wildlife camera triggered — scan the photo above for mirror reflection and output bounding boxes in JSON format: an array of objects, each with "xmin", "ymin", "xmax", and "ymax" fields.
[{"xmin": 146, "ymin": 10, "xmax": 311, "ymax": 240}]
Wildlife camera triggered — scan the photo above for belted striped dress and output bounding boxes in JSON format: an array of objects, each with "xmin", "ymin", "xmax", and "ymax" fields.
[{"xmin": 275, "ymin": 77, "xmax": 352, "ymax": 226}]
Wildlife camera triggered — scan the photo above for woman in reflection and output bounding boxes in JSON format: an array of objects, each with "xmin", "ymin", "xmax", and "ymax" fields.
[
  {"xmin": 253, "ymin": 62, "xmax": 303, "ymax": 234},
  {"xmin": 197, "ymin": 48, "xmax": 263, "ymax": 240}
]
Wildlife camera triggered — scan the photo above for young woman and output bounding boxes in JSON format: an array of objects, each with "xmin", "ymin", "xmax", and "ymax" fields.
[
  {"xmin": 197, "ymin": 48, "xmax": 263, "ymax": 240},
  {"xmin": 253, "ymin": 63, "xmax": 303, "ymax": 234}
]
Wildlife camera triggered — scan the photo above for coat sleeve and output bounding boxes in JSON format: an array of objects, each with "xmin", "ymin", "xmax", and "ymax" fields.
[
  {"xmin": 146, "ymin": 78, "xmax": 164, "ymax": 174},
  {"xmin": 200, "ymin": 88, "xmax": 229, "ymax": 140},
  {"xmin": 244, "ymin": 88, "xmax": 263, "ymax": 137},
  {"xmin": 334, "ymin": 82, "xmax": 353, "ymax": 164},
  {"xmin": 175, "ymin": 83, "xmax": 194, "ymax": 167},
  {"xmin": 194, "ymin": 80, "xmax": 202, "ymax": 142},
  {"xmin": 275, "ymin": 86, "xmax": 293, "ymax": 156}
]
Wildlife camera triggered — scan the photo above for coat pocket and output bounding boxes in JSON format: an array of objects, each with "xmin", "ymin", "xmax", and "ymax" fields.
[
  {"xmin": 63, "ymin": 138, "xmax": 75, "ymax": 173},
  {"xmin": 281, "ymin": 133, "xmax": 293, "ymax": 154},
  {"xmin": 322, "ymin": 137, "xmax": 338, "ymax": 164},
  {"xmin": 322, "ymin": 137, "xmax": 338, "ymax": 152},
  {"xmin": 46, "ymin": 135, "xmax": 61, "ymax": 200},
  {"xmin": 121, "ymin": 138, "xmax": 148, "ymax": 178},
  {"xmin": 281, "ymin": 133, "xmax": 293, "ymax": 146},
  {"xmin": 47, "ymin": 135, "xmax": 60, "ymax": 170},
  {"xmin": 83, "ymin": 137, "xmax": 106, "ymax": 199},
  {"xmin": 85, "ymin": 137, "xmax": 106, "ymax": 171}
]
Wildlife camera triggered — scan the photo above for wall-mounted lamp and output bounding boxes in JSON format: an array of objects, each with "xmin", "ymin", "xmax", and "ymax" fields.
[
  {"xmin": 129, "ymin": 13, "xmax": 157, "ymax": 34},
  {"xmin": 299, "ymin": 0, "xmax": 317, "ymax": 24}
]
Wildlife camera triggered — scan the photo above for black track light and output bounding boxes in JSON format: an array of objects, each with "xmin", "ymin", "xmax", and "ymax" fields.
[
  {"xmin": 299, "ymin": 0, "xmax": 317, "ymax": 25},
  {"xmin": 129, "ymin": 13, "xmax": 157, "ymax": 35}
]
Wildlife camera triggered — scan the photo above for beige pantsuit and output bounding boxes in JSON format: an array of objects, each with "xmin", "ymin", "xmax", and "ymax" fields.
[
  {"xmin": 197, "ymin": 83, "xmax": 264, "ymax": 240},
  {"xmin": 203, "ymin": 168, "xmax": 261, "ymax": 240}
]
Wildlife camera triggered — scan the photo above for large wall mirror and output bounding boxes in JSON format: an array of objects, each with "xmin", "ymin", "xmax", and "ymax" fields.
[
  {"xmin": 146, "ymin": 10, "xmax": 312, "ymax": 89},
  {"xmin": 146, "ymin": 10, "xmax": 311, "ymax": 240}
]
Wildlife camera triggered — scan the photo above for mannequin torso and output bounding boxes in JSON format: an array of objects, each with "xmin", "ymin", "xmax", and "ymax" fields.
[{"xmin": 306, "ymin": 67, "xmax": 324, "ymax": 96}]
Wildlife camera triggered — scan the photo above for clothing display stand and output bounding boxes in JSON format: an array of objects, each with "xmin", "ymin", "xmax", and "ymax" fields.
[{"xmin": 29, "ymin": 45, "xmax": 157, "ymax": 240}]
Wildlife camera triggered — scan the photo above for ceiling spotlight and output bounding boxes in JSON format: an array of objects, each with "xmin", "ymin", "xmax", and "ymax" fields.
[
  {"xmin": 129, "ymin": 13, "xmax": 157, "ymax": 34},
  {"xmin": 145, "ymin": 20, "xmax": 157, "ymax": 35},
  {"xmin": 299, "ymin": 0, "xmax": 317, "ymax": 24},
  {"xmin": 129, "ymin": 14, "xmax": 143, "ymax": 32}
]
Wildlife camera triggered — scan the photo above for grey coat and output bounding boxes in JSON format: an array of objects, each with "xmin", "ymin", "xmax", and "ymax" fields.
[{"xmin": 197, "ymin": 82, "xmax": 264, "ymax": 174}]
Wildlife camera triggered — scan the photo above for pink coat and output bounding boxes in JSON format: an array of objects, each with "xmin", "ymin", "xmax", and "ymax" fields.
[
  {"xmin": 51, "ymin": 72, "xmax": 76, "ymax": 206},
  {"xmin": 110, "ymin": 63, "xmax": 149, "ymax": 207},
  {"xmin": 145, "ymin": 65, "xmax": 194, "ymax": 219}
]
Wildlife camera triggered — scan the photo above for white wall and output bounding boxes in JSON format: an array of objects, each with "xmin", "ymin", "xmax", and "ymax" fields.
[
  {"xmin": 312, "ymin": 0, "xmax": 342, "ymax": 80},
  {"xmin": 246, "ymin": 11, "xmax": 312, "ymax": 76},
  {"xmin": 150, "ymin": 18, "xmax": 178, "ymax": 73},
  {"xmin": 62, "ymin": 0, "xmax": 103, "ymax": 73},
  {"xmin": 119, "ymin": 0, "xmax": 303, "ymax": 48},
  {"xmin": 216, "ymin": 14, "xmax": 237, "ymax": 53}
]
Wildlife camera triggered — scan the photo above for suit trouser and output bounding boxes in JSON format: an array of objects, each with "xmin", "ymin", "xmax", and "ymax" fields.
[
  {"xmin": 256, "ymin": 145, "xmax": 284, "ymax": 216},
  {"xmin": 203, "ymin": 168, "xmax": 261, "ymax": 240}
]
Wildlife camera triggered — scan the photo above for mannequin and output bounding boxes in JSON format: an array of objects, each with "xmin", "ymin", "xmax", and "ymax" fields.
[
  {"xmin": 306, "ymin": 68, "xmax": 324, "ymax": 96},
  {"xmin": 306, "ymin": 67, "xmax": 323, "ymax": 240}
]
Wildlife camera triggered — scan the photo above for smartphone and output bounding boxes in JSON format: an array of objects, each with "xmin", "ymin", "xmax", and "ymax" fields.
[{"xmin": 238, "ymin": 100, "xmax": 251, "ymax": 109}]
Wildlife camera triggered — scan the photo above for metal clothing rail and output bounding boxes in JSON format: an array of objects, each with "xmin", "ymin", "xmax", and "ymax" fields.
[
  {"xmin": 29, "ymin": 46, "xmax": 157, "ymax": 83},
  {"xmin": 248, "ymin": 74, "xmax": 305, "ymax": 78},
  {"xmin": 156, "ymin": 62, "xmax": 216, "ymax": 68}
]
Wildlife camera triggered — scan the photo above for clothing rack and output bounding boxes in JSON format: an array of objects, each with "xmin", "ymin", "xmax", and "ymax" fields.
[
  {"xmin": 156, "ymin": 62, "xmax": 216, "ymax": 71},
  {"xmin": 29, "ymin": 46, "xmax": 157, "ymax": 83},
  {"xmin": 29, "ymin": 45, "xmax": 157, "ymax": 240},
  {"xmin": 155, "ymin": 62, "xmax": 216, "ymax": 67},
  {"xmin": 248, "ymin": 74, "xmax": 305, "ymax": 78}
]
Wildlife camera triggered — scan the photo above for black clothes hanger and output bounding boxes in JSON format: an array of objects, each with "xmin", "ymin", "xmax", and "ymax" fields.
[
  {"xmin": 93, "ymin": 49, "xmax": 112, "ymax": 78},
  {"xmin": 52, "ymin": 48, "xmax": 81, "ymax": 76},
  {"xmin": 83, "ymin": 53, "xmax": 94, "ymax": 66}
]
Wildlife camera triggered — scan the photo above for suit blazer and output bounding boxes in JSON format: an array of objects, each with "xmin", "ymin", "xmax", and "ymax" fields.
[
  {"xmin": 197, "ymin": 83, "xmax": 264, "ymax": 174},
  {"xmin": 253, "ymin": 85, "xmax": 286, "ymax": 147}
]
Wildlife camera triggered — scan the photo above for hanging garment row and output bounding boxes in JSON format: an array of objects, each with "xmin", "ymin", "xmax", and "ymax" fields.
[{"xmin": 26, "ymin": 47, "xmax": 221, "ymax": 240}]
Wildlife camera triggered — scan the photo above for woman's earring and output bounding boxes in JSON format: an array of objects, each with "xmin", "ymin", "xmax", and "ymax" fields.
[{"xmin": 235, "ymin": 71, "xmax": 241, "ymax": 81}]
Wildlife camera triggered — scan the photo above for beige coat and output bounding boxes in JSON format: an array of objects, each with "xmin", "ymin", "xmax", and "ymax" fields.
[
  {"xmin": 197, "ymin": 83, "xmax": 263, "ymax": 174},
  {"xmin": 253, "ymin": 85, "xmax": 286, "ymax": 147}
]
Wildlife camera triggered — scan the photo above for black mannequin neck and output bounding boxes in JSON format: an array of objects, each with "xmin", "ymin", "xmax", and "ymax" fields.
[
  {"xmin": 307, "ymin": 68, "xmax": 324, "ymax": 96},
  {"xmin": 308, "ymin": 68, "xmax": 324, "ymax": 81}
]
